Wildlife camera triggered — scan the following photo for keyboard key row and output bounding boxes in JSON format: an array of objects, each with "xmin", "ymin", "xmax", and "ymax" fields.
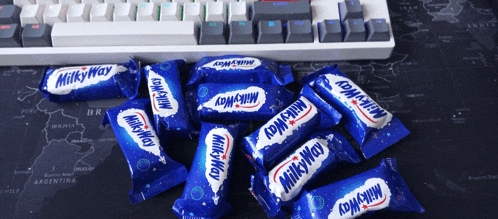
[
  {"xmin": 199, "ymin": 17, "xmax": 388, "ymax": 45},
  {"xmin": 12, "ymin": 0, "xmax": 248, "ymax": 6},
  {"xmin": 4, "ymin": 0, "xmax": 373, "ymax": 29},
  {"xmin": 319, "ymin": 18, "xmax": 390, "ymax": 42},
  {"xmin": 5, "ymin": 2, "xmax": 251, "ymax": 26},
  {"xmin": 200, "ymin": 20, "xmax": 313, "ymax": 45},
  {"xmin": 0, "ymin": 17, "xmax": 389, "ymax": 48}
]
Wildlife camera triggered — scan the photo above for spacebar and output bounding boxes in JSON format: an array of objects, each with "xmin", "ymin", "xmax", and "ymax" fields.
[{"xmin": 51, "ymin": 21, "xmax": 197, "ymax": 47}]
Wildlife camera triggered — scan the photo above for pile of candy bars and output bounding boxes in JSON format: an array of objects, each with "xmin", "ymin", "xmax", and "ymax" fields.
[{"xmin": 39, "ymin": 56, "xmax": 425, "ymax": 219}]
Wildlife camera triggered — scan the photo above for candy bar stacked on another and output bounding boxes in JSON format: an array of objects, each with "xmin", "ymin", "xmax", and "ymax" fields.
[
  {"xmin": 243, "ymin": 64, "xmax": 413, "ymax": 218},
  {"xmin": 174, "ymin": 55, "xmax": 296, "ymax": 219},
  {"xmin": 39, "ymin": 56, "xmax": 422, "ymax": 219}
]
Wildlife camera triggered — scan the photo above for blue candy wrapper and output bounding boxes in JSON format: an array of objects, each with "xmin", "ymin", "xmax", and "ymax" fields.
[
  {"xmin": 196, "ymin": 83, "xmax": 294, "ymax": 121},
  {"xmin": 185, "ymin": 86, "xmax": 202, "ymax": 126},
  {"xmin": 242, "ymin": 96, "xmax": 342, "ymax": 173},
  {"xmin": 301, "ymin": 65, "xmax": 410, "ymax": 159},
  {"xmin": 290, "ymin": 158, "xmax": 425, "ymax": 219},
  {"xmin": 250, "ymin": 131, "xmax": 361, "ymax": 218},
  {"xmin": 187, "ymin": 55, "xmax": 294, "ymax": 87},
  {"xmin": 102, "ymin": 98, "xmax": 188, "ymax": 204},
  {"xmin": 173, "ymin": 122, "xmax": 248, "ymax": 219},
  {"xmin": 143, "ymin": 60, "xmax": 198, "ymax": 139},
  {"xmin": 39, "ymin": 60, "xmax": 140, "ymax": 103}
]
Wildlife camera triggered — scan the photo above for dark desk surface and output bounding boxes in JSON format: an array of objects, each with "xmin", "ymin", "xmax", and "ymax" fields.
[{"xmin": 1, "ymin": 0, "xmax": 497, "ymax": 218}]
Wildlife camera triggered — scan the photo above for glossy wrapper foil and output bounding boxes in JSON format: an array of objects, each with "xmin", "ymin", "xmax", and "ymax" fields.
[
  {"xmin": 290, "ymin": 158, "xmax": 425, "ymax": 219},
  {"xmin": 39, "ymin": 60, "xmax": 140, "ymax": 103},
  {"xmin": 102, "ymin": 98, "xmax": 188, "ymax": 204},
  {"xmin": 195, "ymin": 83, "xmax": 294, "ymax": 122},
  {"xmin": 242, "ymin": 96, "xmax": 342, "ymax": 173},
  {"xmin": 187, "ymin": 55, "xmax": 294, "ymax": 88},
  {"xmin": 250, "ymin": 131, "xmax": 361, "ymax": 218},
  {"xmin": 301, "ymin": 65, "xmax": 410, "ymax": 158},
  {"xmin": 173, "ymin": 122, "xmax": 248, "ymax": 219},
  {"xmin": 143, "ymin": 60, "xmax": 198, "ymax": 139}
]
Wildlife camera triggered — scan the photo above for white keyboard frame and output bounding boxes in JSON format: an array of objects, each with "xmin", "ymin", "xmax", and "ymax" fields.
[{"xmin": 0, "ymin": 0, "xmax": 394, "ymax": 66}]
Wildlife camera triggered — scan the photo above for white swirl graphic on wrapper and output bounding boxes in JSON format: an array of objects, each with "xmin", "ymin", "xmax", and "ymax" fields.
[
  {"xmin": 117, "ymin": 108, "xmax": 165, "ymax": 164},
  {"xmin": 202, "ymin": 57, "xmax": 262, "ymax": 70},
  {"xmin": 145, "ymin": 66, "xmax": 179, "ymax": 118},
  {"xmin": 197, "ymin": 86, "xmax": 266, "ymax": 113},
  {"xmin": 323, "ymin": 74, "xmax": 392, "ymax": 129},
  {"xmin": 205, "ymin": 128, "xmax": 234, "ymax": 205},
  {"xmin": 329, "ymin": 178, "xmax": 391, "ymax": 219}
]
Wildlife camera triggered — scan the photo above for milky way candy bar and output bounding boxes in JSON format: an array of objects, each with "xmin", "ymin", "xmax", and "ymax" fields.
[
  {"xmin": 173, "ymin": 122, "xmax": 247, "ymax": 219},
  {"xmin": 290, "ymin": 158, "xmax": 425, "ymax": 219},
  {"xmin": 39, "ymin": 60, "xmax": 140, "ymax": 103},
  {"xmin": 102, "ymin": 98, "xmax": 188, "ymax": 204},
  {"xmin": 250, "ymin": 131, "xmax": 361, "ymax": 218},
  {"xmin": 187, "ymin": 55, "xmax": 294, "ymax": 88},
  {"xmin": 143, "ymin": 60, "xmax": 198, "ymax": 139},
  {"xmin": 196, "ymin": 83, "xmax": 294, "ymax": 122},
  {"xmin": 301, "ymin": 65, "xmax": 410, "ymax": 159},
  {"xmin": 242, "ymin": 96, "xmax": 342, "ymax": 173}
]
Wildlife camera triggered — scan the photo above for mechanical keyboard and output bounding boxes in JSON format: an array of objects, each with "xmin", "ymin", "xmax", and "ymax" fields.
[{"xmin": 0, "ymin": 0, "xmax": 394, "ymax": 66}]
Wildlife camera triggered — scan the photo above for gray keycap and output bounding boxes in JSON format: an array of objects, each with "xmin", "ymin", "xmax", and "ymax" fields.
[
  {"xmin": 252, "ymin": 1, "xmax": 311, "ymax": 24},
  {"xmin": 343, "ymin": 18, "xmax": 365, "ymax": 42},
  {"xmin": 0, "ymin": 5, "xmax": 21, "ymax": 24},
  {"xmin": 0, "ymin": 23, "xmax": 22, "ymax": 47},
  {"xmin": 229, "ymin": 21, "xmax": 255, "ymax": 44},
  {"xmin": 319, "ymin": 19, "xmax": 342, "ymax": 42},
  {"xmin": 366, "ymin": 18, "xmax": 390, "ymax": 41},
  {"xmin": 199, "ymin": 21, "xmax": 227, "ymax": 45},
  {"xmin": 285, "ymin": 20, "xmax": 312, "ymax": 43},
  {"xmin": 339, "ymin": 0, "xmax": 363, "ymax": 22},
  {"xmin": 257, "ymin": 20, "xmax": 283, "ymax": 44},
  {"xmin": 22, "ymin": 23, "xmax": 52, "ymax": 47},
  {"xmin": 0, "ymin": 0, "xmax": 14, "ymax": 4}
]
